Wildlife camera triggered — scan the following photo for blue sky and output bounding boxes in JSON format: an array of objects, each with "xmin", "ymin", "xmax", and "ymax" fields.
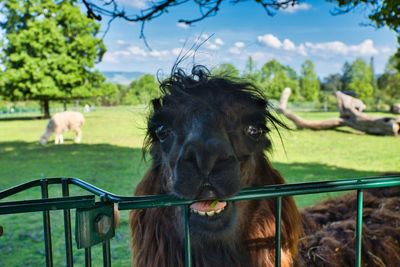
[{"xmin": 96, "ymin": 0, "xmax": 398, "ymax": 78}]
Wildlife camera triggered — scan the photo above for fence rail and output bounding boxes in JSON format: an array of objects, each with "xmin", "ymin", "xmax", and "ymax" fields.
[{"xmin": 1, "ymin": 175, "xmax": 399, "ymax": 267}]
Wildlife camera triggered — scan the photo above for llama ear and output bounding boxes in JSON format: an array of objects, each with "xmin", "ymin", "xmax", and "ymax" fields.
[{"xmin": 152, "ymin": 98, "xmax": 162, "ymax": 110}]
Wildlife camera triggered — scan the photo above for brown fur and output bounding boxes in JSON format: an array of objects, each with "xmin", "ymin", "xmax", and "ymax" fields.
[
  {"xmin": 296, "ymin": 187, "xmax": 400, "ymax": 266},
  {"xmin": 130, "ymin": 156, "xmax": 302, "ymax": 267}
]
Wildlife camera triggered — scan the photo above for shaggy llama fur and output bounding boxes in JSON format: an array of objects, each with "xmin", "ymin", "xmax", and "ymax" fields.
[{"xmin": 39, "ymin": 111, "xmax": 85, "ymax": 145}]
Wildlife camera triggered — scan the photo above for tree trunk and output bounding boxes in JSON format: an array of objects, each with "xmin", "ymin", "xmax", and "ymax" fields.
[
  {"xmin": 41, "ymin": 100, "xmax": 50, "ymax": 119},
  {"xmin": 278, "ymin": 88, "xmax": 400, "ymax": 136}
]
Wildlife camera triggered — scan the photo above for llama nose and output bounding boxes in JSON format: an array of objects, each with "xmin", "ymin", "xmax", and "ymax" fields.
[
  {"xmin": 196, "ymin": 183, "xmax": 218, "ymax": 199},
  {"xmin": 182, "ymin": 137, "xmax": 235, "ymax": 178}
]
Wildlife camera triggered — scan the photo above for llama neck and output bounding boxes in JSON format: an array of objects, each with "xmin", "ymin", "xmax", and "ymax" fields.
[{"xmin": 191, "ymin": 240, "xmax": 251, "ymax": 267}]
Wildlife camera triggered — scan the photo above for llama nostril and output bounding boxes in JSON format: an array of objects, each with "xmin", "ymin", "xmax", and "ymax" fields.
[{"xmin": 197, "ymin": 184, "xmax": 218, "ymax": 200}]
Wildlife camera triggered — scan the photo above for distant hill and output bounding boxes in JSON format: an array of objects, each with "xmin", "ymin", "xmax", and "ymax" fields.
[{"xmin": 102, "ymin": 71, "xmax": 145, "ymax": 85}]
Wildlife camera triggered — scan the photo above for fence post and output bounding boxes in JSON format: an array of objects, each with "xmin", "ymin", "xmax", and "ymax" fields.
[
  {"xmin": 62, "ymin": 179, "xmax": 74, "ymax": 267},
  {"xmin": 275, "ymin": 197, "xmax": 282, "ymax": 267},
  {"xmin": 41, "ymin": 179, "xmax": 53, "ymax": 267},
  {"xmin": 183, "ymin": 205, "xmax": 192, "ymax": 267},
  {"xmin": 355, "ymin": 190, "xmax": 363, "ymax": 267}
]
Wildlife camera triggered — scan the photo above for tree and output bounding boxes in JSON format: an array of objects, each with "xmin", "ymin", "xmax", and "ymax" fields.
[
  {"xmin": 242, "ymin": 56, "xmax": 262, "ymax": 85},
  {"xmin": 322, "ymin": 74, "xmax": 343, "ymax": 92},
  {"xmin": 260, "ymin": 59, "xmax": 300, "ymax": 100},
  {"xmin": 320, "ymin": 73, "xmax": 344, "ymax": 111},
  {"xmin": 345, "ymin": 58, "xmax": 375, "ymax": 101},
  {"xmin": 377, "ymin": 55, "xmax": 400, "ymax": 106},
  {"xmin": 126, "ymin": 74, "xmax": 159, "ymax": 105},
  {"xmin": 0, "ymin": 0, "xmax": 106, "ymax": 118},
  {"xmin": 212, "ymin": 63, "xmax": 240, "ymax": 78},
  {"xmin": 299, "ymin": 60, "xmax": 320, "ymax": 102}
]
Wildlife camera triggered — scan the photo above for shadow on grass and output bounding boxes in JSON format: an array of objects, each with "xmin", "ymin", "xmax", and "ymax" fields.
[
  {"xmin": 0, "ymin": 115, "xmax": 45, "ymax": 121},
  {"xmin": 0, "ymin": 141, "xmax": 148, "ymax": 195}
]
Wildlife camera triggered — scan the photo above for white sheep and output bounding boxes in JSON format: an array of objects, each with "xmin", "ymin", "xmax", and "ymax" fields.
[{"xmin": 39, "ymin": 111, "xmax": 85, "ymax": 145}]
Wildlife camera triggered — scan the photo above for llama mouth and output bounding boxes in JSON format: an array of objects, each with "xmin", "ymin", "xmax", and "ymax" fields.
[{"xmin": 190, "ymin": 200, "xmax": 227, "ymax": 217}]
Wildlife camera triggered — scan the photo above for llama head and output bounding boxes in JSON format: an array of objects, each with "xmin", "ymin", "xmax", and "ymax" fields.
[
  {"xmin": 39, "ymin": 132, "xmax": 50, "ymax": 145},
  {"xmin": 144, "ymin": 66, "xmax": 285, "ymax": 243}
]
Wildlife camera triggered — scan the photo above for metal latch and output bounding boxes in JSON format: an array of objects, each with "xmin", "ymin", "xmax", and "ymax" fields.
[{"xmin": 75, "ymin": 203, "xmax": 115, "ymax": 249}]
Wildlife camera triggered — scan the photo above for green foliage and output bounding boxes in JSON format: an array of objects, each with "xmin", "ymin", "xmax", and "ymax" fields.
[
  {"xmin": 0, "ymin": 0, "xmax": 106, "ymax": 116},
  {"xmin": 344, "ymin": 58, "xmax": 374, "ymax": 100},
  {"xmin": 300, "ymin": 60, "xmax": 320, "ymax": 101},
  {"xmin": 260, "ymin": 59, "xmax": 300, "ymax": 100},
  {"xmin": 125, "ymin": 74, "xmax": 159, "ymax": 105},
  {"xmin": 322, "ymin": 73, "xmax": 343, "ymax": 92},
  {"xmin": 376, "ymin": 54, "xmax": 400, "ymax": 107},
  {"xmin": 242, "ymin": 56, "xmax": 262, "ymax": 85},
  {"xmin": 212, "ymin": 63, "xmax": 239, "ymax": 78}
]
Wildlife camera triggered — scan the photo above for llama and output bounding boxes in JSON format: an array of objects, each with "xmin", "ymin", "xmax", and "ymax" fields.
[
  {"xmin": 129, "ymin": 66, "xmax": 400, "ymax": 266},
  {"xmin": 39, "ymin": 111, "xmax": 85, "ymax": 145},
  {"xmin": 130, "ymin": 66, "xmax": 301, "ymax": 267}
]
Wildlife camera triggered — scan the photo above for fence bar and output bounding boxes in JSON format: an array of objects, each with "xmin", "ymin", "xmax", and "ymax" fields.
[
  {"xmin": 0, "ymin": 195, "xmax": 95, "ymax": 215},
  {"xmin": 62, "ymin": 180, "xmax": 74, "ymax": 267},
  {"xmin": 184, "ymin": 206, "xmax": 192, "ymax": 267},
  {"xmin": 117, "ymin": 176, "xmax": 400, "ymax": 210},
  {"xmin": 85, "ymin": 247, "xmax": 92, "ymax": 267},
  {"xmin": 355, "ymin": 190, "xmax": 363, "ymax": 267},
  {"xmin": 103, "ymin": 241, "xmax": 112, "ymax": 267},
  {"xmin": 41, "ymin": 180, "xmax": 53, "ymax": 267},
  {"xmin": 275, "ymin": 197, "xmax": 282, "ymax": 267}
]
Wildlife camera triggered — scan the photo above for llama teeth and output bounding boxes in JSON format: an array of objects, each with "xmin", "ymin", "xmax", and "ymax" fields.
[
  {"xmin": 198, "ymin": 211, "xmax": 206, "ymax": 216},
  {"xmin": 214, "ymin": 209, "xmax": 222, "ymax": 214},
  {"xmin": 206, "ymin": 211, "xmax": 215, "ymax": 216}
]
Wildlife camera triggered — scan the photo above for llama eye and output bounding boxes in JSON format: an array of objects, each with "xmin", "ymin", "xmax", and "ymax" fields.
[
  {"xmin": 155, "ymin": 125, "xmax": 171, "ymax": 142},
  {"xmin": 245, "ymin": 125, "xmax": 263, "ymax": 139}
]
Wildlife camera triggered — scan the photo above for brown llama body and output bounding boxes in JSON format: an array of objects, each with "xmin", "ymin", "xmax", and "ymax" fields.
[
  {"xmin": 296, "ymin": 187, "xmax": 400, "ymax": 266},
  {"xmin": 129, "ymin": 65, "xmax": 399, "ymax": 267}
]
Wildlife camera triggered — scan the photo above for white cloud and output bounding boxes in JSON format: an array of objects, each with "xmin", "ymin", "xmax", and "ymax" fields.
[
  {"xmin": 127, "ymin": 46, "xmax": 147, "ymax": 57},
  {"xmin": 257, "ymin": 34, "xmax": 282, "ymax": 49},
  {"xmin": 215, "ymin": 38, "xmax": 224, "ymax": 46},
  {"xmin": 305, "ymin": 39, "xmax": 378, "ymax": 56},
  {"xmin": 118, "ymin": 0, "xmax": 148, "ymax": 9},
  {"xmin": 116, "ymin": 40, "xmax": 128, "ymax": 46},
  {"xmin": 172, "ymin": 48, "xmax": 184, "ymax": 56},
  {"xmin": 282, "ymin": 39, "xmax": 295, "ymax": 51},
  {"xmin": 148, "ymin": 50, "xmax": 170, "ymax": 57},
  {"xmin": 257, "ymin": 33, "xmax": 381, "ymax": 58},
  {"xmin": 177, "ymin": 22, "xmax": 190, "ymax": 29},
  {"xmin": 235, "ymin": 42, "xmax": 245, "ymax": 48},
  {"xmin": 281, "ymin": 3, "xmax": 311, "ymax": 14},
  {"xmin": 103, "ymin": 45, "xmax": 173, "ymax": 64},
  {"xmin": 229, "ymin": 42, "xmax": 245, "ymax": 55}
]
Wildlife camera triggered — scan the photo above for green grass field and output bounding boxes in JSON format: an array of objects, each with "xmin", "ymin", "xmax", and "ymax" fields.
[{"xmin": 0, "ymin": 106, "xmax": 399, "ymax": 266}]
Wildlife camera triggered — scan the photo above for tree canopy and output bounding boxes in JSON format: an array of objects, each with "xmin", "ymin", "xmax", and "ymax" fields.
[
  {"xmin": 0, "ymin": 0, "xmax": 107, "ymax": 117},
  {"xmin": 300, "ymin": 60, "xmax": 320, "ymax": 102}
]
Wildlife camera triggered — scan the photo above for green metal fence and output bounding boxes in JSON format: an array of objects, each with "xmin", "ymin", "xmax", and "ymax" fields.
[{"xmin": 1, "ymin": 175, "xmax": 399, "ymax": 267}]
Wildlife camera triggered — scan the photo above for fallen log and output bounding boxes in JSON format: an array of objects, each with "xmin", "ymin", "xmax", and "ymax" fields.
[{"xmin": 277, "ymin": 88, "xmax": 400, "ymax": 136}]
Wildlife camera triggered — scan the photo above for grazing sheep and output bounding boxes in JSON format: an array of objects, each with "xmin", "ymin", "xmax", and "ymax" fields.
[{"xmin": 39, "ymin": 111, "xmax": 85, "ymax": 145}]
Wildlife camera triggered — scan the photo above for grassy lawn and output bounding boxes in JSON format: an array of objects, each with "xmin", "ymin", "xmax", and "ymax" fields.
[{"xmin": 0, "ymin": 107, "xmax": 399, "ymax": 266}]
